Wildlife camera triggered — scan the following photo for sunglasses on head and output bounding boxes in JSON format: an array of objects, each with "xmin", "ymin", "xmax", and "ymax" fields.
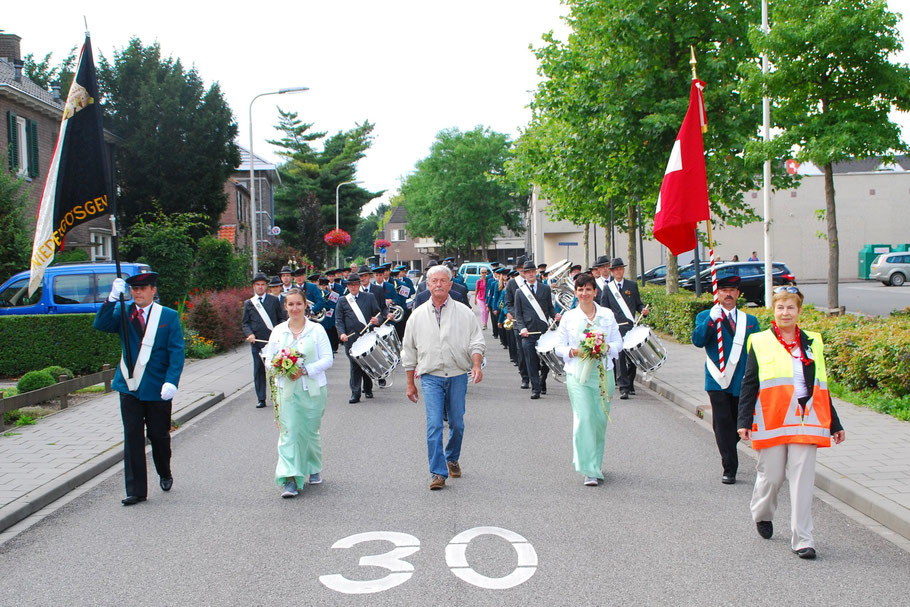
[{"xmin": 773, "ymin": 286, "xmax": 800, "ymax": 294}]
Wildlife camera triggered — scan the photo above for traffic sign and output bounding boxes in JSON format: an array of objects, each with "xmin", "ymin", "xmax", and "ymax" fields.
[
  {"xmin": 557, "ymin": 242, "xmax": 578, "ymax": 246},
  {"xmin": 380, "ymin": 247, "xmax": 387, "ymax": 254},
  {"xmin": 270, "ymin": 226, "xmax": 281, "ymax": 236}
]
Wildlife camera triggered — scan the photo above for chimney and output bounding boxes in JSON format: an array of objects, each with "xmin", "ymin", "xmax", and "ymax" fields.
[
  {"xmin": 52, "ymin": 81, "xmax": 62, "ymax": 101},
  {"xmin": 0, "ymin": 33, "xmax": 22, "ymax": 63},
  {"xmin": 13, "ymin": 59, "xmax": 24, "ymax": 82}
]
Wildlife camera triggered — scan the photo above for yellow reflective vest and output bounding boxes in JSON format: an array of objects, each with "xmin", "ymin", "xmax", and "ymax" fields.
[{"xmin": 747, "ymin": 330, "xmax": 832, "ymax": 450}]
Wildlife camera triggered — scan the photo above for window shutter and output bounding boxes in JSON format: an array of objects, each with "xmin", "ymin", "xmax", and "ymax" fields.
[
  {"xmin": 6, "ymin": 111, "xmax": 17, "ymax": 171},
  {"xmin": 26, "ymin": 119, "xmax": 39, "ymax": 178}
]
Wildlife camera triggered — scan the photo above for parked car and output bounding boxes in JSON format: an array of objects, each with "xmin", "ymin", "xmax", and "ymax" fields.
[
  {"xmin": 0, "ymin": 262, "xmax": 152, "ymax": 315},
  {"xmin": 869, "ymin": 252, "xmax": 909, "ymax": 286},
  {"xmin": 639, "ymin": 261, "xmax": 710, "ymax": 285},
  {"xmin": 457, "ymin": 262, "xmax": 494, "ymax": 291},
  {"xmin": 679, "ymin": 261, "xmax": 796, "ymax": 305},
  {"xmin": 407, "ymin": 269, "xmax": 422, "ymax": 282}
]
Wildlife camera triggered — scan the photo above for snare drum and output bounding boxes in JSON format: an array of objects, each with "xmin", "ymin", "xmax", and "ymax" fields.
[
  {"xmin": 535, "ymin": 330, "xmax": 566, "ymax": 383},
  {"xmin": 375, "ymin": 324, "xmax": 402, "ymax": 356},
  {"xmin": 622, "ymin": 325, "xmax": 667, "ymax": 374},
  {"xmin": 350, "ymin": 333, "xmax": 398, "ymax": 381}
]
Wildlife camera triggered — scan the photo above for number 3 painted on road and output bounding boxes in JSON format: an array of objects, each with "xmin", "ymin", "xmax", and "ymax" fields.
[{"xmin": 319, "ymin": 527, "xmax": 537, "ymax": 594}]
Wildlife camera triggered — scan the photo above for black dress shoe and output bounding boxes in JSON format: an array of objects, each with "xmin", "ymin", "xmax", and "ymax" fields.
[
  {"xmin": 520, "ymin": 382, "xmax": 529, "ymax": 389},
  {"xmin": 121, "ymin": 496, "xmax": 147, "ymax": 506},
  {"xmin": 629, "ymin": 388, "xmax": 636, "ymax": 395},
  {"xmin": 756, "ymin": 521, "xmax": 773, "ymax": 539},
  {"xmin": 378, "ymin": 379, "xmax": 387, "ymax": 388},
  {"xmin": 256, "ymin": 401, "xmax": 266, "ymax": 408},
  {"xmin": 364, "ymin": 392, "xmax": 374, "ymax": 399},
  {"xmin": 619, "ymin": 392, "xmax": 629, "ymax": 400},
  {"xmin": 160, "ymin": 476, "xmax": 173, "ymax": 491},
  {"xmin": 540, "ymin": 381, "xmax": 547, "ymax": 395},
  {"xmin": 793, "ymin": 547, "xmax": 816, "ymax": 559},
  {"xmin": 722, "ymin": 475, "xmax": 736, "ymax": 485},
  {"xmin": 349, "ymin": 396, "xmax": 360, "ymax": 404},
  {"xmin": 530, "ymin": 392, "xmax": 541, "ymax": 400}
]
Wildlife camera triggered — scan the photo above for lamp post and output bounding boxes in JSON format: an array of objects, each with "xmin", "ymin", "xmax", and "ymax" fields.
[
  {"xmin": 335, "ymin": 180, "xmax": 362, "ymax": 267},
  {"xmin": 249, "ymin": 86, "xmax": 308, "ymax": 274}
]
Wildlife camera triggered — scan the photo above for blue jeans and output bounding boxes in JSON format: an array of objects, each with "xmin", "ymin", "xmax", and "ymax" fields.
[{"xmin": 421, "ymin": 373, "xmax": 468, "ymax": 477}]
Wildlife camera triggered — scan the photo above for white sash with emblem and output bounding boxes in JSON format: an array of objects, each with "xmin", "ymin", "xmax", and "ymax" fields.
[
  {"xmin": 607, "ymin": 281, "xmax": 634, "ymax": 322},
  {"xmin": 250, "ymin": 295, "xmax": 274, "ymax": 331},
  {"xmin": 706, "ymin": 309, "xmax": 747, "ymax": 389},
  {"xmin": 120, "ymin": 302, "xmax": 161, "ymax": 392},
  {"xmin": 345, "ymin": 294, "xmax": 368, "ymax": 326},
  {"xmin": 519, "ymin": 283, "xmax": 548, "ymax": 323}
]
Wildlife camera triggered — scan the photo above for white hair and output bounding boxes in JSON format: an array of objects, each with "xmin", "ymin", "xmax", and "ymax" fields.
[{"xmin": 426, "ymin": 265, "xmax": 452, "ymax": 280}]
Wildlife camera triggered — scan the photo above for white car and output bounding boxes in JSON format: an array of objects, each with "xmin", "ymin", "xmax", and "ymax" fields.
[{"xmin": 869, "ymin": 252, "xmax": 909, "ymax": 286}]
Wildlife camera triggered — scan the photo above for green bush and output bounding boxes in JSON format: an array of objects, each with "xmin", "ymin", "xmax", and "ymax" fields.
[
  {"xmin": 52, "ymin": 249, "xmax": 90, "ymax": 264},
  {"xmin": 639, "ymin": 285, "xmax": 713, "ymax": 344},
  {"xmin": 17, "ymin": 370, "xmax": 56, "ymax": 393},
  {"xmin": 42, "ymin": 366, "xmax": 74, "ymax": 381},
  {"xmin": 186, "ymin": 287, "xmax": 249, "ymax": 351},
  {"xmin": 0, "ymin": 314, "xmax": 122, "ymax": 377},
  {"xmin": 193, "ymin": 236, "xmax": 249, "ymax": 292}
]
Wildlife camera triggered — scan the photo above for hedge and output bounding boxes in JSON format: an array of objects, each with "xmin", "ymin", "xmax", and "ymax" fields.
[
  {"xmin": 0, "ymin": 314, "xmax": 121, "ymax": 377},
  {"xmin": 640, "ymin": 285, "xmax": 910, "ymax": 398}
]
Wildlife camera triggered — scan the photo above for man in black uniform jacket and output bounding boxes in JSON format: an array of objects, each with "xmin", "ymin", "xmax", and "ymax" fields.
[
  {"xmin": 599, "ymin": 258, "xmax": 648, "ymax": 399},
  {"xmin": 335, "ymin": 273, "xmax": 382, "ymax": 403},
  {"xmin": 241, "ymin": 272, "xmax": 286, "ymax": 408},
  {"xmin": 514, "ymin": 261, "xmax": 561, "ymax": 399}
]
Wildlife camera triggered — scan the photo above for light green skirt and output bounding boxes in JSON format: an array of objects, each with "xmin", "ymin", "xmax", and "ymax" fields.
[
  {"xmin": 275, "ymin": 381, "xmax": 327, "ymax": 488},
  {"xmin": 566, "ymin": 369, "xmax": 615, "ymax": 479}
]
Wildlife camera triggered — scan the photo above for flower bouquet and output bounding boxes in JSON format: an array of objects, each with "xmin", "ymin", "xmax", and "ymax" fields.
[
  {"xmin": 324, "ymin": 229, "xmax": 351, "ymax": 247},
  {"xmin": 267, "ymin": 347, "xmax": 304, "ymax": 423},
  {"xmin": 577, "ymin": 328, "xmax": 612, "ymax": 416}
]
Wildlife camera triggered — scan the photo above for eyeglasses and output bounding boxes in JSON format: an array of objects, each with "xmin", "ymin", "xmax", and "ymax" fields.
[{"xmin": 773, "ymin": 286, "xmax": 800, "ymax": 294}]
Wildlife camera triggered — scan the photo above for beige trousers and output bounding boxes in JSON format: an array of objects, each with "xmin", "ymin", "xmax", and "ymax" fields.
[{"xmin": 750, "ymin": 443, "xmax": 818, "ymax": 550}]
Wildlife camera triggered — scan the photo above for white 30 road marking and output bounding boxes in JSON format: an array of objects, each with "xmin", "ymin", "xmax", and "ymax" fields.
[{"xmin": 319, "ymin": 527, "xmax": 538, "ymax": 594}]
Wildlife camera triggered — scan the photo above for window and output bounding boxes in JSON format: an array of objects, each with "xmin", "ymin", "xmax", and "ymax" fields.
[
  {"xmin": 95, "ymin": 273, "xmax": 131, "ymax": 303},
  {"xmin": 391, "ymin": 229, "xmax": 406, "ymax": 241},
  {"xmin": 0, "ymin": 277, "xmax": 42, "ymax": 308},
  {"xmin": 53, "ymin": 274, "xmax": 93, "ymax": 305},
  {"xmin": 237, "ymin": 190, "xmax": 245, "ymax": 224},
  {"xmin": 90, "ymin": 231, "xmax": 112, "ymax": 261},
  {"xmin": 737, "ymin": 265, "xmax": 762, "ymax": 277},
  {"xmin": 6, "ymin": 111, "xmax": 39, "ymax": 178}
]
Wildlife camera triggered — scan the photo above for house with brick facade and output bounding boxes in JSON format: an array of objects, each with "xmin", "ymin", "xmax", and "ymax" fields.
[{"xmin": 216, "ymin": 146, "xmax": 279, "ymax": 252}]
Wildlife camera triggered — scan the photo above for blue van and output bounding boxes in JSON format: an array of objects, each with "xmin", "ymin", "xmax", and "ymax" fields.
[
  {"xmin": 457, "ymin": 262, "xmax": 494, "ymax": 291},
  {"xmin": 0, "ymin": 262, "xmax": 152, "ymax": 315}
]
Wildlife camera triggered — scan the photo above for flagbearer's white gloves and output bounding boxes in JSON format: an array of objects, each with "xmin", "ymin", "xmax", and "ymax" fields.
[
  {"xmin": 160, "ymin": 382, "xmax": 177, "ymax": 401},
  {"xmin": 108, "ymin": 278, "xmax": 128, "ymax": 302},
  {"xmin": 709, "ymin": 304, "xmax": 724, "ymax": 322}
]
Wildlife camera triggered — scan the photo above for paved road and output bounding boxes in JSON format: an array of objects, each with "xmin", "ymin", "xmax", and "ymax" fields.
[
  {"xmin": 798, "ymin": 281, "xmax": 910, "ymax": 316},
  {"xmin": 1, "ymin": 333, "xmax": 909, "ymax": 605}
]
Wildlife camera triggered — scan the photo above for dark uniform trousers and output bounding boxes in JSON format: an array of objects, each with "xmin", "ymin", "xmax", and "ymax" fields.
[
  {"xmin": 251, "ymin": 342, "xmax": 267, "ymax": 402},
  {"xmin": 120, "ymin": 393, "xmax": 172, "ymax": 498},
  {"xmin": 708, "ymin": 390, "xmax": 741, "ymax": 476},
  {"xmin": 346, "ymin": 337, "xmax": 373, "ymax": 397},
  {"xmin": 615, "ymin": 323, "xmax": 636, "ymax": 393},
  {"xmin": 520, "ymin": 334, "xmax": 549, "ymax": 392}
]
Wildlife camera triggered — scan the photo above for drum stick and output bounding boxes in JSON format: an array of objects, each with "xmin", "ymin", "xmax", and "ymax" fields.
[{"xmin": 360, "ymin": 313, "xmax": 381, "ymax": 334}]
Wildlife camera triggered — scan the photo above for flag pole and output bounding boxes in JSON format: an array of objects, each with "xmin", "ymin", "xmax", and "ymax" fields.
[{"xmin": 690, "ymin": 46, "xmax": 725, "ymax": 373}]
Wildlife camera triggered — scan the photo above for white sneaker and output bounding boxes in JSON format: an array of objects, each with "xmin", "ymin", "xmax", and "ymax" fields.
[
  {"xmin": 308, "ymin": 472, "xmax": 322, "ymax": 485},
  {"xmin": 281, "ymin": 480, "xmax": 298, "ymax": 498},
  {"xmin": 584, "ymin": 477, "xmax": 599, "ymax": 486}
]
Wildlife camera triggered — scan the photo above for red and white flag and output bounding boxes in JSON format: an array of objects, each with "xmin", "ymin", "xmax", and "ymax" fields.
[{"xmin": 653, "ymin": 79, "xmax": 710, "ymax": 256}]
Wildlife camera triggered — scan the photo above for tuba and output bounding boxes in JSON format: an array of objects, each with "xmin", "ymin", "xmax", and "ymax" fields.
[{"xmin": 546, "ymin": 259, "xmax": 577, "ymax": 310}]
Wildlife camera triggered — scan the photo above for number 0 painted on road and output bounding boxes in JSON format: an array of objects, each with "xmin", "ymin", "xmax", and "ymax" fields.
[{"xmin": 445, "ymin": 526, "xmax": 538, "ymax": 590}]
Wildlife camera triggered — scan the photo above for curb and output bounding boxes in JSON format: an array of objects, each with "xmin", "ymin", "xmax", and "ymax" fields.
[
  {"xmin": 636, "ymin": 374, "xmax": 910, "ymax": 543},
  {"xmin": 0, "ymin": 392, "xmax": 225, "ymax": 534}
]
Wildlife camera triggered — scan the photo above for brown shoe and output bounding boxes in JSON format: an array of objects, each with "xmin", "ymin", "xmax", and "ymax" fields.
[
  {"xmin": 429, "ymin": 474, "xmax": 446, "ymax": 490},
  {"xmin": 447, "ymin": 461, "xmax": 462, "ymax": 478}
]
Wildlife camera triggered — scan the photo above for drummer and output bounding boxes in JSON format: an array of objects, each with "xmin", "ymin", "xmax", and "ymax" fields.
[
  {"xmin": 335, "ymin": 272, "xmax": 382, "ymax": 404},
  {"xmin": 513, "ymin": 261, "xmax": 560, "ymax": 399},
  {"xmin": 599, "ymin": 258, "xmax": 647, "ymax": 400}
]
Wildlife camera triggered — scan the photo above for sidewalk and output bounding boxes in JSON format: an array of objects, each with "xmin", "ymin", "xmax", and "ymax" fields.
[
  {"xmin": 639, "ymin": 335, "xmax": 910, "ymax": 542},
  {"xmin": 0, "ymin": 347, "xmax": 252, "ymax": 533}
]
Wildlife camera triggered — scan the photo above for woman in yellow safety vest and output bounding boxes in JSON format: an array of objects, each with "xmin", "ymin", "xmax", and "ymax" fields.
[{"xmin": 737, "ymin": 286, "xmax": 845, "ymax": 560}]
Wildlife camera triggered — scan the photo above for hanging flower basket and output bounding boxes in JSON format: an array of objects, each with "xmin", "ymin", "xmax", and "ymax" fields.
[
  {"xmin": 374, "ymin": 239, "xmax": 392, "ymax": 249},
  {"xmin": 324, "ymin": 229, "xmax": 351, "ymax": 247}
]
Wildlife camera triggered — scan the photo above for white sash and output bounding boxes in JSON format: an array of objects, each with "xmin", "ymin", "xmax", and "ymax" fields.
[
  {"xmin": 607, "ymin": 281, "xmax": 634, "ymax": 322},
  {"xmin": 705, "ymin": 309, "xmax": 747, "ymax": 389},
  {"xmin": 119, "ymin": 302, "xmax": 161, "ymax": 392},
  {"xmin": 596, "ymin": 276, "xmax": 606, "ymax": 290},
  {"xmin": 346, "ymin": 294, "xmax": 368, "ymax": 326},
  {"xmin": 519, "ymin": 283, "xmax": 548, "ymax": 323},
  {"xmin": 250, "ymin": 295, "xmax": 274, "ymax": 331}
]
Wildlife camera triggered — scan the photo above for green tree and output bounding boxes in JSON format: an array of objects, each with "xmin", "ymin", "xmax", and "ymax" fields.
[
  {"xmin": 97, "ymin": 38, "xmax": 240, "ymax": 233},
  {"xmin": 23, "ymin": 48, "xmax": 76, "ymax": 94},
  {"xmin": 0, "ymin": 167, "xmax": 30, "ymax": 281},
  {"xmin": 401, "ymin": 126, "xmax": 524, "ymax": 258},
  {"xmin": 269, "ymin": 110, "xmax": 381, "ymax": 264},
  {"xmin": 193, "ymin": 236, "xmax": 249, "ymax": 291},
  {"xmin": 744, "ymin": 0, "xmax": 910, "ymax": 310},
  {"xmin": 348, "ymin": 203, "xmax": 390, "ymax": 261}
]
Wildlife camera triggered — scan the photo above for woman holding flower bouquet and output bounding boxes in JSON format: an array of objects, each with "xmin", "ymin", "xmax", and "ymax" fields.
[
  {"xmin": 554, "ymin": 273, "xmax": 623, "ymax": 486},
  {"xmin": 262, "ymin": 289, "xmax": 334, "ymax": 498}
]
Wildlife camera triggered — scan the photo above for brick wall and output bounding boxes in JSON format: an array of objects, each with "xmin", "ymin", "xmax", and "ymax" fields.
[{"xmin": 1, "ymin": 96, "xmax": 60, "ymax": 221}]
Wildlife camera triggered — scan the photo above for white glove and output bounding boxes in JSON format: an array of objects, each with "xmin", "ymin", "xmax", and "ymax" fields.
[
  {"xmin": 108, "ymin": 278, "xmax": 128, "ymax": 302},
  {"xmin": 709, "ymin": 304, "xmax": 724, "ymax": 322},
  {"xmin": 160, "ymin": 382, "xmax": 177, "ymax": 401}
]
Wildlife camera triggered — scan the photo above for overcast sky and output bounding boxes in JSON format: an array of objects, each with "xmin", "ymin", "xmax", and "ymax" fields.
[{"xmin": 7, "ymin": 0, "xmax": 910, "ymax": 215}]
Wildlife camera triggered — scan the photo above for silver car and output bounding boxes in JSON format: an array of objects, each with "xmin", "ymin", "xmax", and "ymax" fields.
[{"xmin": 869, "ymin": 252, "xmax": 909, "ymax": 286}]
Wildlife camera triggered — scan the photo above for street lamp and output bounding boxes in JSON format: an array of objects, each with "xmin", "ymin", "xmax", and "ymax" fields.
[
  {"xmin": 335, "ymin": 180, "xmax": 362, "ymax": 267},
  {"xmin": 249, "ymin": 86, "xmax": 308, "ymax": 274}
]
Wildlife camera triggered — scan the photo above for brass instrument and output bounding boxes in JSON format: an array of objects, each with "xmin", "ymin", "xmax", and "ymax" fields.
[
  {"xmin": 306, "ymin": 299, "xmax": 326, "ymax": 322},
  {"xmin": 388, "ymin": 303, "xmax": 405, "ymax": 322},
  {"xmin": 503, "ymin": 317, "xmax": 515, "ymax": 330},
  {"xmin": 545, "ymin": 258, "xmax": 577, "ymax": 311}
]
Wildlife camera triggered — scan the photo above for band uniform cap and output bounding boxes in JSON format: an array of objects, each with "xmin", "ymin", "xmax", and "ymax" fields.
[
  {"xmin": 717, "ymin": 275, "xmax": 742, "ymax": 289},
  {"xmin": 537, "ymin": 263, "xmax": 547, "ymax": 269},
  {"xmin": 426, "ymin": 260, "xmax": 439, "ymax": 268},
  {"xmin": 378, "ymin": 262, "xmax": 392, "ymax": 270},
  {"xmin": 570, "ymin": 264, "xmax": 582, "ymax": 271},
  {"xmin": 318, "ymin": 277, "xmax": 330, "ymax": 285},
  {"xmin": 358, "ymin": 265, "xmax": 373, "ymax": 274},
  {"xmin": 125, "ymin": 272, "xmax": 158, "ymax": 287},
  {"xmin": 509, "ymin": 270, "xmax": 520, "ymax": 277},
  {"xmin": 522, "ymin": 261, "xmax": 537, "ymax": 271},
  {"xmin": 292, "ymin": 267, "xmax": 307, "ymax": 277},
  {"xmin": 593, "ymin": 255, "xmax": 611, "ymax": 268},
  {"xmin": 268, "ymin": 275, "xmax": 282, "ymax": 287},
  {"xmin": 307, "ymin": 273, "xmax": 321, "ymax": 281},
  {"xmin": 252, "ymin": 272, "xmax": 269, "ymax": 284},
  {"xmin": 347, "ymin": 273, "xmax": 362, "ymax": 284},
  {"xmin": 394, "ymin": 265, "xmax": 407, "ymax": 272},
  {"xmin": 610, "ymin": 257, "xmax": 626, "ymax": 269},
  {"xmin": 442, "ymin": 256, "xmax": 455, "ymax": 262},
  {"xmin": 279, "ymin": 266, "xmax": 293, "ymax": 275}
]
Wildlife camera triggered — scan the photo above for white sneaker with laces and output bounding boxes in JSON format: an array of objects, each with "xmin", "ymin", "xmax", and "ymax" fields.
[{"xmin": 281, "ymin": 480, "xmax": 299, "ymax": 498}]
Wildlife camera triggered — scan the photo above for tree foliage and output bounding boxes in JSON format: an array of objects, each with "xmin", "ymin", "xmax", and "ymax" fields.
[
  {"xmin": 192, "ymin": 236, "xmax": 249, "ymax": 292},
  {"xmin": 23, "ymin": 48, "xmax": 76, "ymax": 94},
  {"xmin": 97, "ymin": 38, "xmax": 240, "ymax": 233},
  {"xmin": 269, "ymin": 110, "xmax": 381, "ymax": 265},
  {"xmin": 0, "ymin": 167, "xmax": 30, "ymax": 281},
  {"xmin": 348, "ymin": 202, "xmax": 390, "ymax": 261},
  {"xmin": 743, "ymin": 0, "xmax": 910, "ymax": 309},
  {"xmin": 401, "ymin": 126, "xmax": 524, "ymax": 257}
]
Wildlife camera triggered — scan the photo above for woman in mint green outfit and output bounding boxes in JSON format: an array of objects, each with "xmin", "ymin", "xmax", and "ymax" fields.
[
  {"xmin": 553, "ymin": 273, "xmax": 623, "ymax": 486},
  {"xmin": 262, "ymin": 289, "xmax": 334, "ymax": 498}
]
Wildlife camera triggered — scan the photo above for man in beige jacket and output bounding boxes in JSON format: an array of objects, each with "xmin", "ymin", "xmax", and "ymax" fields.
[{"xmin": 403, "ymin": 264, "xmax": 485, "ymax": 490}]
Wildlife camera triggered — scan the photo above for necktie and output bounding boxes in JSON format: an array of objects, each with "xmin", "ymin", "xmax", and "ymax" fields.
[
  {"xmin": 728, "ymin": 312, "xmax": 736, "ymax": 331},
  {"xmin": 259, "ymin": 297, "xmax": 264, "ymax": 304},
  {"xmin": 131, "ymin": 306, "xmax": 146, "ymax": 331}
]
